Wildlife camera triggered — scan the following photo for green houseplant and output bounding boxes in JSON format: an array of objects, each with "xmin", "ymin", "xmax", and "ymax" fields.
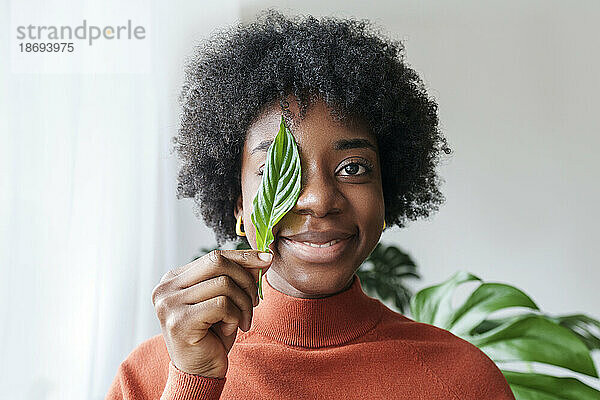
[
  {"xmin": 354, "ymin": 241, "xmax": 420, "ymax": 314},
  {"xmin": 410, "ymin": 270, "xmax": 600, "ymax": 399}
]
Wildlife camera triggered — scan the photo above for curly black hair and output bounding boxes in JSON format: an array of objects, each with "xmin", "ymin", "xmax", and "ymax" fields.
[{"xmin": 172, "ymin": 9, "xmax": 452, "ymax": 247}]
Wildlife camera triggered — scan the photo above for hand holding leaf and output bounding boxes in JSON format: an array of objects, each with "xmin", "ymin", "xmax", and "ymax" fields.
[{"xmin": 250, "ymin": 114, "xmax": 302, "ymax": 299}]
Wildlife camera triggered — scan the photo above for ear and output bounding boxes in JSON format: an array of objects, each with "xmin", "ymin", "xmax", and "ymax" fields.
[{"xmin": 233, "ymin": 194, "xmax": 243, "ymax": 220}]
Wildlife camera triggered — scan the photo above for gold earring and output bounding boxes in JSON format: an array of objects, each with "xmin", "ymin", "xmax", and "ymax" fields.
[
  {"xmin": 236, "ymin": 214, "xmax": 246, "ymax": 236},
  {"xmin": 383, "ymin": 220, "xmax": 386, "ymax": 230}
]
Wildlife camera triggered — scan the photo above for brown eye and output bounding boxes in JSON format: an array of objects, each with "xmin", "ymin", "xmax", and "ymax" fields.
[
  {"xmin": 337, "ymin": 160, "xmax": 372, "ymax": 176},
  {"xmin": 343, "ymin": 164, "xmax": 361, "ymax": 175}
]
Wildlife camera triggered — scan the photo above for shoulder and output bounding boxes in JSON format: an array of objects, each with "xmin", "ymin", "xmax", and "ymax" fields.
[
  {"xmin": 376, "ymin": 309, "xmax": 515, "ymax": 399},
  {"xmin": 427, "ymin": 328, "xmax": 514, "ymax": 399}
]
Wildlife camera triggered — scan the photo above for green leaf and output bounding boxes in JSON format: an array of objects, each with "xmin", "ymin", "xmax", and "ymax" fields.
[
  {"xmin": 250, "ymin": 114, "xmax": 302, "ymax": 298},
  {"xmin": 449, "ymin": 282, "xmax": 539, "ymax": 337},
  {"xmin": 357, "ymin": 241, "xmax": 420, "ymax": 314},
  {"xmin": 470, "ymin": 314, "xmax": 598, "ymax": 378},
  {"xmin": 546, "ymin": 314, "xmax": 600, "ymax": 352},
  {"xmin": 411, "ymin": 271, "xmax": 600, "ymax": 398},
  {"xmin": 501, "ymin": 370, "xmax": 600, "ymax": 400},
  {"xmin": 409, "ymin": 270, "xmax": 481, "ymax": 326}
]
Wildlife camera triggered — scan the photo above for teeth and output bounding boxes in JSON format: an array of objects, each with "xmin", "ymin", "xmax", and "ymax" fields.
[{"xmin": 300, "ymin": 239, "xmax": 341, "ymax": 248}]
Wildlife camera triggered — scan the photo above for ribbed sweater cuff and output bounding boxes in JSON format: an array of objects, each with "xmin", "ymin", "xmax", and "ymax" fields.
[{"xmin": 160, "ymin": 361, "xmax": 226, "ymax": 400}]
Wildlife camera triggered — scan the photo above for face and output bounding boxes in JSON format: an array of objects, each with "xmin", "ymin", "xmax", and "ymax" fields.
[{"xmin": 234, "ymin": 97, "xmax": 384, "ymax": 298}]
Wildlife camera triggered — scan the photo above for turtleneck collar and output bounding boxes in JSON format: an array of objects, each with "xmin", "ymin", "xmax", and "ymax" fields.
[{"xmin": 250, "ymin": 273, "xmax": 384, "ymax": 348}]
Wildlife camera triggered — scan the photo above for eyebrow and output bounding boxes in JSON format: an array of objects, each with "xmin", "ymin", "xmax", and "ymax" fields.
[
  {"xmin": 250, "ymin": 138, "xmax": 376, "ymax": 155},
  {"xmin": 251, "ymin": 139, "xmax": 278, "ymax": 155},
  {"xmin": 333, "ymin": 138, "xmax": 376, "ymax": 152}
]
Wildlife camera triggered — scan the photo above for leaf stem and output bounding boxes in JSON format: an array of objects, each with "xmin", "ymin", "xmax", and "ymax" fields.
[{"xmin": 258, "ymin": 268, "xmax": 264, "ymax": 299}]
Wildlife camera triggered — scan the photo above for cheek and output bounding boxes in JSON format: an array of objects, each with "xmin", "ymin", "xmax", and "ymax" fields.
[
  {"xmin": 242, "ymin": 196, "xmax": 258, "ymax": 249},
  {"xmin": 365, "ymin": 196, "xmax": 385, "ymax": 251},
  {"xmin": 240, "ymin": 170, "xmax": 262, "ymax": 248},
  {"xmin": 353, "ymin": 185, "xmax": 384, "ymax": 215}
]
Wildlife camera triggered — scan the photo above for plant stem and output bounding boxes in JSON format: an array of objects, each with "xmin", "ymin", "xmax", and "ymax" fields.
[{"xmin": 258, "ymin": 268, "xmax": 264, "ymax": 299}]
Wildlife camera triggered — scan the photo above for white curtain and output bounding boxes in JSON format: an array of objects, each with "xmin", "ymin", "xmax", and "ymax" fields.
[{"xmin": 0, "ymin": 1, "xmax": 240, "ymax": 399}]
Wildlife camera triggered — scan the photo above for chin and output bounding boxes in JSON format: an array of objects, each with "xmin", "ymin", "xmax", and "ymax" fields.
[{"xmin": 269, "ymin": 260, "xmax": 356, "ymax": 296}]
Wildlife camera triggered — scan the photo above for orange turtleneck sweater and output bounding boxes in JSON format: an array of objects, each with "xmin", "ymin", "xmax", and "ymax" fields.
[{"xmin": 106, "ymin": 273, "xmax": 515, "ymax": 399}]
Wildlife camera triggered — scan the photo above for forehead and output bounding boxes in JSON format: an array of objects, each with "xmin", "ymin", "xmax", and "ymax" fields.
[{"xmin": 244, "ymin": 101, "xmax": 376, "ymax": 155}]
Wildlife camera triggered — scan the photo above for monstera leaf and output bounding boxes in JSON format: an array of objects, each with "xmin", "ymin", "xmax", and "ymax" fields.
[
  {"xmin": 546, "ymin": 314, "xmax": 600, "ymax": 352},
  {"xmin": 410, "ymin": 270, "xmax": 600, "ymax": 399},
  {"xmin": 357, "ymin": 242, "xmax": 420, "ymax": 314},
  {"xmin": 250, "ymin": 114, "xmax": 302, "ymax": 299}
]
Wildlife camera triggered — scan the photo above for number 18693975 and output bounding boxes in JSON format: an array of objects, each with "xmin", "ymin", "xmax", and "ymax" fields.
[{"xmin": 19, "ymin": 42, "xmax": 74, "ymax": 52}]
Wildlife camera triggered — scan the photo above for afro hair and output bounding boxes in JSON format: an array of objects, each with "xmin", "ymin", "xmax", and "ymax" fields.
[{"xmin": 173, "ymin": 9, "xmax": 452, "ymax": 247}]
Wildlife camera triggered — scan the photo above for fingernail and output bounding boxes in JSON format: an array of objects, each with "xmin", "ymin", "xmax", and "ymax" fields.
[{"xmin": 258, "ymin": 252, "xmax": 272, "ymax": 262}]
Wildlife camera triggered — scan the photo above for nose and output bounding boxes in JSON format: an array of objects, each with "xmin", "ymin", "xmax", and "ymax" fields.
[{"xmin": 292, "ymin": 165, "xmax": 343, "ymax": 217}]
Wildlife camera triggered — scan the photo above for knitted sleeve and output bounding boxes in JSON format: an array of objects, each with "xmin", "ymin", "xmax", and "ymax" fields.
[
  {"xmin": 160, "ymin": 361, "xmax": 226, "ymax": 400},
  {"xmin": 105, "ymin": 335, "xmax": 226, "ymax": 400}
]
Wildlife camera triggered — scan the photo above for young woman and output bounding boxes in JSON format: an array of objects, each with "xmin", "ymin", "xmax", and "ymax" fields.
[{"xmin": 107, "ymin": 9, "xmax": 515, "ymax": 399}]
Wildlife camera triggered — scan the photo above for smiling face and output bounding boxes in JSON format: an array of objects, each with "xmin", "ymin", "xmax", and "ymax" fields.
[{"xmin": 234, "ymin": 97, "xmax": 385, "ymax": 298}]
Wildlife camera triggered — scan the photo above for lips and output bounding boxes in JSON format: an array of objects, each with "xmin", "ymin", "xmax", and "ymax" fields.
[
  {"xmin": 282, "ymin": 230, "xmax": 354, "ymax": 244},
  {"xmin": 279, "ymin": 234, "xmax": 355, "ymax": 264}
]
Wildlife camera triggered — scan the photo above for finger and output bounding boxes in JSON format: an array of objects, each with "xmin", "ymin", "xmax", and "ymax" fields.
[
  {"xmin": 169, "ymin": 297, "xmax": 243, "ymax": 345},
  {"xmin": 195, "ymin": 296, "xmax": 245, "ymax": 338},
  {"xmin": 162, "ymin": 249, "xmax": 272, "ymax": 287},
  {"xmin": 176, "ymin": 275, "xmax": 254, "ymax": 330},
  {"xmin": 219, "ymin": 249, "xmax": 274, "ymax": 283},
  {"xmin": 216, "ymin": 249, "xmax": 273, "ymax": 271},
  {"xmin": 174, "ymin": 250, "xmax": 272, "ymax": 302},
  {"xmin": 158, "ymin": 260, "xmax": 197, "ymax": 285},
  {"xmin": 161, "ymin": 249, "xmax": 272, "ymax": 286}
]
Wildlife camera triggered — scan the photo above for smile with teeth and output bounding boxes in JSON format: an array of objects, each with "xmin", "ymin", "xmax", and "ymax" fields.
[
  {"xmin": 281, "ymin": 235, "xmax": 353, "ymax": 263},
  {"xmin": 297, "ymin": 239, "xmax": 342, "ymax": 248}
]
